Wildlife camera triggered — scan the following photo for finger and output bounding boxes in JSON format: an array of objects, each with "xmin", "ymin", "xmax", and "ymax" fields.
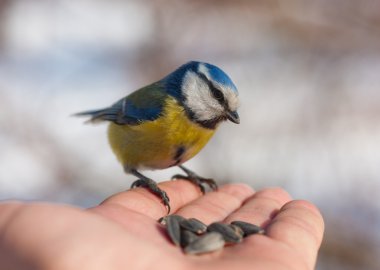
[
  {"xmin": 0, "ymin": 202, "xmax": 24, "ymax": 227},
  {"xmin": 175, "ymin": 183, "xmax": 254, "ymax": 224},
  {"xmin": 224, "ymin": 187, "xmax": 292, "ymax": 227},
  {"xmin": 265, "ymin": 200, "xmax": 324, "ymax": 267},
  {"xmin": 0, "ymin": 202, "xmax": 158, "ymax": 270},
  {"xmin": 91, "ymin": 180, "xmax": 203, "ymax": 220}
]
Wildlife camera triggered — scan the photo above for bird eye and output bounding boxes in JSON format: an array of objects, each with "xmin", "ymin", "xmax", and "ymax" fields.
[
  {"xmin": 211, "ymin": 87, "xmax": 225, "ymax": 102},
  {"xmin": 198, "ymin": 72, "xmax": 226, "ymax": 103}
]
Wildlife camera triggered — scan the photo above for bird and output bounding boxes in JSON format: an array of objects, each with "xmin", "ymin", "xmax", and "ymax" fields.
[{"xmin": 75, "ymin": 61, "xmax": 240, "ymax": 213}]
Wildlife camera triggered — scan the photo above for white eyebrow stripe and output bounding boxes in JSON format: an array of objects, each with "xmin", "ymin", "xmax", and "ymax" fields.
[{"xmin": 197, "ymin": 63, "xmax": 210, "ymax": 79}]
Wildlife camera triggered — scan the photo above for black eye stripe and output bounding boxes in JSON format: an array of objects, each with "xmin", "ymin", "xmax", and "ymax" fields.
[
  {"xmin": 198, "ymin": 73, "xmax": 226, "ymax": 106},
  {"xmin": 210, "ymin": 87, "xmax": 224, "ymax": 102}
]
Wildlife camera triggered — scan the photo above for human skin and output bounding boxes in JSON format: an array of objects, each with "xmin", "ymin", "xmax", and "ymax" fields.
[{"xmin": 0, "ymin": 180, "xmax": 324, "ymax": 270}]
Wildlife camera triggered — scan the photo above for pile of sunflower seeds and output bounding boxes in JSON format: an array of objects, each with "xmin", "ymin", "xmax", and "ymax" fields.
[{"xmin": 158, "ymin": 215, "xmax": 265, "ymax": 255}]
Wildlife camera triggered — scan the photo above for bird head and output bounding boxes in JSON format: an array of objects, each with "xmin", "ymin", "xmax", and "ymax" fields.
[{"xmin": 164, "ymin": 61, "xmax": 240, "ymax": 129}]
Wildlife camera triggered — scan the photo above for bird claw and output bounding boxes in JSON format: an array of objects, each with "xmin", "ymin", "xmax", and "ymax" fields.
[
  {"xmin": 171, "ymin": 174, "xmax": 185, "ymax": 180},
  {"xmin": 130, "ymin": 179, "xmax": 144, "ymax": 188},
  {"xmin": 130, "ymin": 179, "xmax": 171, "ymax": 214},
  {"xmin": 161, "ymin": 193, "xmax": 171, "ymax": 214},
  {"xmin": 171, "ymin": 174, "xmax": 218, "ymax": 194}
]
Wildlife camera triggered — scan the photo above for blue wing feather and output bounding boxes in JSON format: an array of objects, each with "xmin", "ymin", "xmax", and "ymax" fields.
[{"xmin": 75, "ymin": 82, "xmax": 167, "ymax": 125}]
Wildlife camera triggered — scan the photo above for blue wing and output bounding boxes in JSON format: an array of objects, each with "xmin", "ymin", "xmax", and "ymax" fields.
[{"xmin": 75, "ymin": 82, "xmax": 167, "ymax": 125}]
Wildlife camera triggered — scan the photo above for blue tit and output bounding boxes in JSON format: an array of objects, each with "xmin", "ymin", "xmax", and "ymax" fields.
[{"xmin": 75, "ymin": 61, "xmax": 240, "ymax": 213}]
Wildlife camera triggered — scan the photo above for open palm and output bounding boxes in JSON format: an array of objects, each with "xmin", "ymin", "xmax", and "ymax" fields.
[{"xmin": 0, "ymin": 180, "xmax": 324, "ymax": 270}]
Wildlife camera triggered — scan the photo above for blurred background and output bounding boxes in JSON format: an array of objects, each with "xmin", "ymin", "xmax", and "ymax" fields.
[{"xmin": 0, "ymin": 0, "xmax": 379, "ymax": 269}]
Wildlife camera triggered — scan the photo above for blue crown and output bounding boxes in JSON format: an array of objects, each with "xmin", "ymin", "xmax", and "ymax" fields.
[{"xmin": 202, "ymin": 63, "xmax": 238, "ymax": 93}]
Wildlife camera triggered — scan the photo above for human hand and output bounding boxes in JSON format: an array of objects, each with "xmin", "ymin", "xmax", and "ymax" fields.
[{"xmin": 0, "ymin": 180, "xmax": 324, "ymax": 270}]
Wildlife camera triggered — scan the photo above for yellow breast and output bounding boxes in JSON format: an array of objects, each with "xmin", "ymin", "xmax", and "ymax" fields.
[{"xmin": 107, "ymin": 96, "xmax": 216, "ymax": 170}]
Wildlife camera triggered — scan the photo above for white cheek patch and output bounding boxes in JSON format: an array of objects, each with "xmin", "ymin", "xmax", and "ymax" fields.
[{"xmin": 182, "ymin": 71, "xmax": 224, "ymax": 121}]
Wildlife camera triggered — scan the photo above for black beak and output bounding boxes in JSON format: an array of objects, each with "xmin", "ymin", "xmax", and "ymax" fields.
[{"xmin": 226, "ymin": 110, "xmax": 240, "ymax": 124}]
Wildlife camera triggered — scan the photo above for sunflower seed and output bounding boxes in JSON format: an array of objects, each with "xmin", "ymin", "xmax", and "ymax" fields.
[
  {"xmin": 180, "ymin": 218, "xmax": 207, "ymax": 234},
  {"xmin": 230, "ymin": 221, "xmax": 265, "ymax": 236},
  {"xmin": 162, "ymin": 215, "xmax": 185, "ymax": 246},
  {"xmin": 180, "ymin": 230, "xmax": 199, "ymax": 248},
  {"xmin": 158, "ymin": 214, "xmax": 185, "ymax": 226},
  {"xmin": 207, "ymin": 222, "xmax": 242, "ymax": 244},
  {"xmin": 184, "ymin": 232, "xmax": 225, "ymax": 255},
  {"xmin": 158, "ymin": 216, "xmax": 166, "ymax": 225},
  {"xmin": 228, "ymin": 224, "xmax": 244, "ymax": 238}
]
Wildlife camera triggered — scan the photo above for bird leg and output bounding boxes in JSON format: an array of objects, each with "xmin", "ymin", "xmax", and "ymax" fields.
[
  {"xmin": 172, "ymin": 165, "xmax": 218, "ymax": 194},
  {"xmin": 130, "ymin": 169, "xmax": 171, "ymax": 213}
]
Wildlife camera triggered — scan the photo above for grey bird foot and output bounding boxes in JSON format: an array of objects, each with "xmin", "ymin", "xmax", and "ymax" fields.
[
  {"xmin": 130, "ymin": 178, "xmax": 171, "ymax": 214},
  {"xmin": 172, "ymin": 165, "xmax": 218, "ymax": 194}
]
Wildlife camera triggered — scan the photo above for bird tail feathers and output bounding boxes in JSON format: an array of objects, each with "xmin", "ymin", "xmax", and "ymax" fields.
[{"xmin": 73, "ymin": 107, "xmax": 119, "ymax": 124}]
